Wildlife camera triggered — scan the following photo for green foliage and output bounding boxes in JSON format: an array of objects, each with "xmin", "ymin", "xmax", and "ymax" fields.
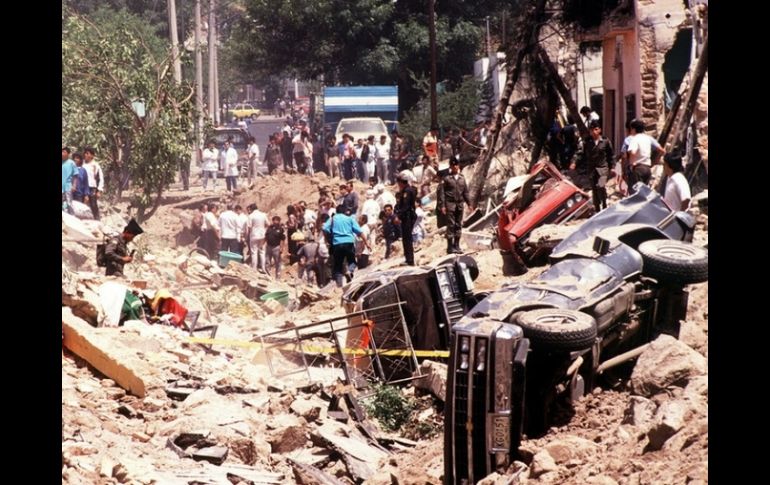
[
  {"xmin": 62, "ymin": 6, "xmax": 195, "ymax": 219},
  {"xmin": 399, "ymin": 76, "xmax": 481, "ymax": 146},
  {"xmin": 229, "ymin": 0, "xmax": 507, "ymax": 111},
  {"xmin": 363, "ymin": 384, "xmax": 415, "ymax": 432}
]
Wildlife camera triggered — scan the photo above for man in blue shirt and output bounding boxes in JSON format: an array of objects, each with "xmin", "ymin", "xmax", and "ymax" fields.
[
  {"xmin": 62, "ymin": 147, "xmax": 77, "ymax": 214},
  {"xmin": 72, "ymin": 152, "xmax": 91, "ymax": 203},
  {"xmin": 323, "ymin": 205, "xmax": 370, "ymax": 287}
]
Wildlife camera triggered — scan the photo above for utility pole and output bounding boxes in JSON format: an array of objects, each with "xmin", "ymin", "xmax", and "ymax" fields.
[
  {"xmin": 195, "ymin": 0, "xmax": 204, "ymax": 154},
  {"xmin": 167, "ymin": 0, "xmax": 182, "ymax": 83},
  {"xmin": 208, "ymin": 0, "xmax": 218, "ymax": 125},
  {"xmin": 428, "ymin": 0, "xmax": 438, "ymax": 129}
]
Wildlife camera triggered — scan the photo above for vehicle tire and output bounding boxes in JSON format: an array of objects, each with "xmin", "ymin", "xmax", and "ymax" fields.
[
  {"xmin": 515, "ymin": 309, "xmax": 597, "ymax": 351},
  {"xmin": 251, "ymin": 114, "xmax": 259, "ymax": 121},
  {"xmin": 638, "ymin": 239, "xmax": 708, "ymax": 286}
]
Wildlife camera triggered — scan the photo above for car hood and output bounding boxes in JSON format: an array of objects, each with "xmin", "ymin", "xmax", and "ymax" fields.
[
  {"xmin": 550, "ymin": 184, "xmax": 695, "ymax": 261},
  {"xmin": 461, "ymin": 243, "xmax": 641, "ymax": 323}
]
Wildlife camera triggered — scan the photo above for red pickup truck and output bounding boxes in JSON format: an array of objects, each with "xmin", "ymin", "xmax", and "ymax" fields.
[{"xmin": 497, "ymin": 161, "xmax": 590, "ymax": 273}]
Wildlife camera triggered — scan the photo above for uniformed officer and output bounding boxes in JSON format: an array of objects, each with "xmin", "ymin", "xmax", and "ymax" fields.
[
  {"xmin": 438, "ymin": 159, "xmax": 474, "ymax": 254},
  {"xmin": 104, "ymin": 218, "xmax": 144, "ymax": 277}
]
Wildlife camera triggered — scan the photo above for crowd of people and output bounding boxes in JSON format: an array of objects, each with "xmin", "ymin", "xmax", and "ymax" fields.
[
  {"xmin": 61, "ymin": 146, "xmax": 105, "ymax": 220},
  {"xmin": 546, "ymin": 107, "xmax": 691, "ymax": 213},
  {"xmin": 187, "ymin": 119, "xmax": 487, "ymax": 288}
]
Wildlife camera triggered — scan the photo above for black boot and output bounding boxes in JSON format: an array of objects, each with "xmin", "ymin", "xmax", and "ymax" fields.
[
  {"xmin": 447, "ymin": 237, "xmax": 455, "ymax": 255},
  {"xmin": 453, "ymin": 238, "xmax": 463, "ymax": 254}
]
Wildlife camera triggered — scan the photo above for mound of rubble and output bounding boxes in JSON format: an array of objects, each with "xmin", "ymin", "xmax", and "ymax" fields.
[{"xmin": 62, "ymin": 176, "xmax": 708, "ymax": 485}]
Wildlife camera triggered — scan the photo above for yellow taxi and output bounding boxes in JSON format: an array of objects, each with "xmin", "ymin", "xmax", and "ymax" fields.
[{"xmin": 228, "ymin": 103, "xmax": 261, "ymax": 121}]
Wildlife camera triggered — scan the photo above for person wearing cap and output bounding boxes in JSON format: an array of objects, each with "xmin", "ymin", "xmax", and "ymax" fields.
[
  {"xmin": 104, "ymin": 218, "xmax": 144, "ymax": 277},
  {"xmin": 395, "ymin": 174, "xmax": 418, "ymax": 265},
  {"xmin": 438, "ymin": 159, "xmax": 473, "ymax": 254}
]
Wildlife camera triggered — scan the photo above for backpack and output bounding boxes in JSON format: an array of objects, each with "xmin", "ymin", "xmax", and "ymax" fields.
[{"xmin": 96, "ymin": 236, "xmax": 110, "ymax": 267}]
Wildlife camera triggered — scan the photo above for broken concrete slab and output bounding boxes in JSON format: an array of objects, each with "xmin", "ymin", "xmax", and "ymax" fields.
[
  {"xmin": 192, "ymin": 446, "xmax": 229, "ymax": 465},
  {"xmin": 289, "ymin": 458, "xmax": 347, "ymax": 485},
  {"xmin": 62, "ymin": 307, "xmax": 163, "ymax": 398},
  {"xmin": 315, "ymin": 424, "xmax": 388, "ymax": 464}
]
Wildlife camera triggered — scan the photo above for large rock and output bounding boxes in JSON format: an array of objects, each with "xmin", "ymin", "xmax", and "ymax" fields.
[
  {"xmin": 543, "ymin": 436, "xmax": 600, "ymax": 464},
  {"xmin": 412, "ymin": 360, "xmax": 447, "ymax": 401},
  {"xmin": 270, "ymin": 426, "xmax": 308, "ymax": 453},
  {"xmin": 645, "ymin": 400, "xmax": 691, "ymax": 451},
  {"xmin": 622, "ymin": 396, "xmax": 658, "ymax": 428},
  {"xmin": 630, "ymin": 335, "xmax": 707, "ymax": 397},
  {"xmin": 530, "ymin": 450, "xmax": 559, "ymax": 478}
]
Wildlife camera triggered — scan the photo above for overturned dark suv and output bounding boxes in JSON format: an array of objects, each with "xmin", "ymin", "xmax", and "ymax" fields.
[{"xmin": 444, "ymin": 185, "xmax": 708, "ymax": 484}]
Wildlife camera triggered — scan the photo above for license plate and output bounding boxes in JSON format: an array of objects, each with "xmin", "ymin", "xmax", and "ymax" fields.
[{"xmin": 489, "ymin": 414, "xmax": 510, "ymax": 451}]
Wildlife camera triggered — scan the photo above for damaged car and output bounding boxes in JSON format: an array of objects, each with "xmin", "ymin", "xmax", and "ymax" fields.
[
  {"xmin": 342, "ymin": 255, "xmax": 486, "ymax": 381},
  {"xmin": 443, "ymin": 184, "xmax": 707, "ymax": 484},
  {"xmin": 497, "ymin": 160, "xmax": 591, "ymax": 274}
]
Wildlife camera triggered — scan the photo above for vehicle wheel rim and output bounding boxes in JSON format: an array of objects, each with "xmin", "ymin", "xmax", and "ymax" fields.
[{"xmin": 655, "ymin": 243, "xmax": 700, "ymax": 260}]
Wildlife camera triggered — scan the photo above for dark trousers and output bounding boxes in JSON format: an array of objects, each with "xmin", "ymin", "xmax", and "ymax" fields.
[
  {"xmin": 180, "ymin": 161, "xmax": 190, "ymax": 190},
  {"xmin": 628, "ymin": 164, "xmax": 651, "ymax": 194},
  {"xmin": 221, "ymin": 238, "xmax": 239, "ymax": 254},
  {"xmin": 332, "ymin": 243, "xmax": 356, "ymax": 286},
  {"xmin": 294, "ymin": 152, "xmax": 306, "ymax": 174},
  {"xmin": 591, "ymin": 168, "xmax": 609, "ymax": 212},
  {"xmin": 357, "ymin": 253, "xmax": 370, "ymax": 269},
  {"xmin": 225, "ymin": 176, "xmax": 237, "ymax": 191},
  {"xmin": 88, "ymin": 190, "xmax": 100, "ymax": 220},
  {"xmin": 342, "ymin": 158, "xmax": 354, "ymax": 181},
  {"xmin": 446, "ymin": 204, "xmax": 464, "ymax": 241},
  {"xmin": 401, "ymin": 219, "xmax": 416, "ymax": 265}
]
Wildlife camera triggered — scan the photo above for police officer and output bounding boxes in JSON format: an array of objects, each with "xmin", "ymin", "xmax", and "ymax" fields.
[
  {"xmin": 438, "ymin": 159, "xmax": 473, "ymax": 254},
  {"xmin": 104, "ymin": 218, "xmax": 144, "ymax": 277},
  {"xmin": 395, "ymin": 174, "xmax": 418, "ymax": 266}
]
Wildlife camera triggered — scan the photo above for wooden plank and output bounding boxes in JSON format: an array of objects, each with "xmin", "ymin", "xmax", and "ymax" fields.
[{"xmin": 62, "ymin": 307, "xmax": 153, "ymax": 398}]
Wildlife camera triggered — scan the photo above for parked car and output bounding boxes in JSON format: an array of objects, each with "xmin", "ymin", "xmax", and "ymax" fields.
[
  {"xmin": 497, "ymin": 160, "xmax": 591, "ymax": 274},
  {"xmin": 443, "ymin": 184, "xmax": 707, "ymax": 484},
  {"xmin": 342, "ymin": 255, "xmax": 486, "ymax": 381},
  {"xmin": 228, "ymin": 103, "xmax": 261, "ymax": 121},
  {"xmin": 335, "ymin": 117, "xmax": 390, "ymax": 145}
]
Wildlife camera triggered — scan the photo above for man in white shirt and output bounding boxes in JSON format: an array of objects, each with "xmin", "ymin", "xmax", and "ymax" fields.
[
  {"xmin": 201, "ymin": 140, "xmax": 219, "ymax": 190},
  {"xmin": 374, "ymin": 135, "xmax": 390, "ymax": 185},
  {"xmin": 234, "ymin": 205, "xmax": 249, "ymax": 255},
  {"xmin": 361, "ymin": 189, "xmax": 381, "ymax": 230},
  {"xmin": 246, "ymin": 136, "xmax": 261, "ymax": 184},
  {"xmin": 218, "ymin": 204, "xmax": 240, "ymax": 254},
  {"xmin": 662, "ymin": 151, "xmax": 691, "ymax": 211},
  {"xmin": 83, "ymin": 147, "xmax": 105, "ymax": 220},
  {"xmin": 246, "ymin": 203, "xmax": 268, "ymax": 273},
  {"xmin": 222, "ymin": 140, "xmax": 239, "ymax": 192},
  {"xmin": 580, "ymin": 106, "xmax": 600, "ymax": 127},
  {"xmin": 626, "ymin": 119, "xmax": 665, "ymax": 193}
]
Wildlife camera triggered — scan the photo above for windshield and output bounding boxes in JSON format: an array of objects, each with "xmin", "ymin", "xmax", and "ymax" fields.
[
  {"xmin": 214, "ymin": 131, "xmax": 248, "ymax": 148},
  {"xmin": 336, "ymin": 119, "xmax": 386, "ymax": 135}
]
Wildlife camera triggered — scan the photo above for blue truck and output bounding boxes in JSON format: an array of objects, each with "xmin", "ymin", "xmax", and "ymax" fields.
[{"xmin": 321, "ymin": 86, "xmax": 399, "ymax": 136}]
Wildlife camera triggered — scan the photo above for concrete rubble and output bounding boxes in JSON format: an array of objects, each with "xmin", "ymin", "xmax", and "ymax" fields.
[{"xmin": 62, "ymin": 170, "xmax": 708, "ymax": 485}]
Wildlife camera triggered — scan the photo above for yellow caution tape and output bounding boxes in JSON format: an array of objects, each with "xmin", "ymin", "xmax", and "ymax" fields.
[{"xmin": 186, "ymin": 336, "xmax": 450, "ymax": 358}]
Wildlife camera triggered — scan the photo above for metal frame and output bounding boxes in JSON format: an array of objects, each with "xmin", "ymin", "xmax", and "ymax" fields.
[{"xmin": 254, "ymin": 301, "xmax": 423, "ymax": 390}]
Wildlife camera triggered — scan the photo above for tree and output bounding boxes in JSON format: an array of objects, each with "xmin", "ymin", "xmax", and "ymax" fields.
[
  {"xmin": 228, "ymin": 0, "xmax": 507, "ymax": 113},
  {"xmin": 62, "ymin": 7, "xmax": 196, "ymax": 220},
  {"xmin": 399, "ymin": 76, "xmax": 480, "ymax": 148}
]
